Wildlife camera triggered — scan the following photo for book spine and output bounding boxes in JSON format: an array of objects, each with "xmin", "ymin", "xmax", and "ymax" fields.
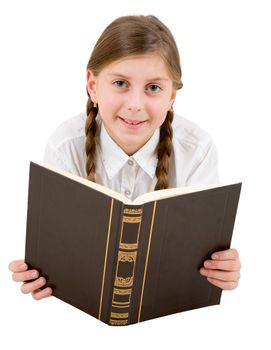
[{"xmin": 108, "ymin": 205, "xmax": 143, "ymax": 326}]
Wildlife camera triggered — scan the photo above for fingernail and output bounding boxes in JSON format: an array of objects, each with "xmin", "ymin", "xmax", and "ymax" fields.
[
  {"xmin": 204, "ymin": 261, "xmax": 212, "ymax": 267},
  {"xmin": 212, "ymin": 254, "xmax": 218, "ymax": 259},
  {"xmin": 39, "ymin": 277, "xmax": 45, "ymax": 284},
  {"xmin": 31, "ymin": 271, "xmax": 38, "ymax": 278},
  {"xmin": 20, "ymin": 263, "xmax": 27, "ymax": 270}
]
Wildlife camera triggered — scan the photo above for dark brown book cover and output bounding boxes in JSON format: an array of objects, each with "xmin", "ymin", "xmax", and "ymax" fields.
[{"xmin": 25, "ymin": 162, "xmax": 241, "ymax": 326}]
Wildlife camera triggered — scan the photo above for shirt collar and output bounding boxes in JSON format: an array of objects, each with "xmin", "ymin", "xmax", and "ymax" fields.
[
  {"xmin": 99, "ymin": 119, "xmax": 159, "ymax": 179},
  {"xmin": 133, "ymin": 129, "xmax": 159, "ymax": 178}
]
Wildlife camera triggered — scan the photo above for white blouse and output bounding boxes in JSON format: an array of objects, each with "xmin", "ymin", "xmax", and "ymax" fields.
[{"xmin": 43, "ymin": 112, "xmax": 219, "ymax": 201}]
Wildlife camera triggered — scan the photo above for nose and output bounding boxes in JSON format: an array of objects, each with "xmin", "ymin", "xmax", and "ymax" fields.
[{"xmin": 127, "ymin": 89, "xmax": 143, "ymax": 112}]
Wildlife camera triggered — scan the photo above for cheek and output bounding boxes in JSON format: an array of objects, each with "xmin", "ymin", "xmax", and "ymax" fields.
[
  {"xmin": 102, "ymin": 92, "xmax": 121, "ymax": 111},
  {"xmin": 148, "ymin": 100, "xmax": 170, "ymax": 123},
  {"xmin": 98, "ymin": 91, "xmax": 120, "ymax": 120}
]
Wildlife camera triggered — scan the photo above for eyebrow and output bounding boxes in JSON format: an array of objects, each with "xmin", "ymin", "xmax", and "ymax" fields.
[{"xmin": 108, "ymin": 73, "xmax": 169, "ymax": 82}]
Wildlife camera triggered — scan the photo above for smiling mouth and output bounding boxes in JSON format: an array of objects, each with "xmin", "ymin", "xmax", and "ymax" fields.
[{"xmin": 118, "ymin": 116, "xmax": 146, "ymax": 125}]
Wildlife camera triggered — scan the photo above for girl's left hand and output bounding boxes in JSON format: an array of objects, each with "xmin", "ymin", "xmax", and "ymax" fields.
[{"xmin": 199, "ymin": 248, "xmax": 241, "ymax": 290}]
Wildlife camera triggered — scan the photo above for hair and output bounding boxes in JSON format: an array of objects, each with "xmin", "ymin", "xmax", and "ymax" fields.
[{"xmin": 85, "ymin": 15, "xmax": 183, "ymax": 189}]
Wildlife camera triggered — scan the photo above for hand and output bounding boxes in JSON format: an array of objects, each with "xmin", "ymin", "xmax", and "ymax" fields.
[
  {"xmin": 199, "ymin": 248, "xmax": 241, "ymax": 290},
  {"xmin": 8, "ymin": 259, "xmax": 53, "ymax": 300}
]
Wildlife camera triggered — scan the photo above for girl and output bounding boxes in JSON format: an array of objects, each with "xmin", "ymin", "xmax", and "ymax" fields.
[{"xmin": 9, "ymin": 15, "xmax": 241, "ymax": 301}]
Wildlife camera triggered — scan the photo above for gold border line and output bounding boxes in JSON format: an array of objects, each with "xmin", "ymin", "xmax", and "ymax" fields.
[
  {"xmin": 137, "ymin": 201, "xmax": 157, "ymax": 322},
  {"xmin": 98, "ymin": 198, "xmax": 114, "ymax": 320}
]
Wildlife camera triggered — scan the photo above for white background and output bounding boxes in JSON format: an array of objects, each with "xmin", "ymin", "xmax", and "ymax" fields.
[{"xmin": 1, "ymin": 0, "xmax": 270, "ymax": 348}]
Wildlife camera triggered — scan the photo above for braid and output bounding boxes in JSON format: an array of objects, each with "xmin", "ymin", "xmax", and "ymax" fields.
[
  {"xmin": 85, "ymin": 97, "xmax": 98, "ymax": 182},
  {"xmin": 154, "ymin": 110, "xmax": 174, "ymax": 190}
]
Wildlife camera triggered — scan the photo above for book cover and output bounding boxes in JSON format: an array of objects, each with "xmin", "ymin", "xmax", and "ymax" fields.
[{"xmin": 25, "ymin": 162, "xmax": 241, "ymax": 325}]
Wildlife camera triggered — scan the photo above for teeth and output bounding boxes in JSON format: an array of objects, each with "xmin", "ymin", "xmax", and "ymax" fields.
[
  {"xmin": 125, "ymin": 119, "xmax": 137, "ymax": 125},
  {"xmin": 120, "ymin": 117, "xmax": 142, "ymax": 125}
]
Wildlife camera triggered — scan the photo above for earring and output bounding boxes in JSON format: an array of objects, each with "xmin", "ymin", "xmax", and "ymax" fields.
[{"xmin": 93, "ymin": 102, "xmax": 97, "ymax": 108}]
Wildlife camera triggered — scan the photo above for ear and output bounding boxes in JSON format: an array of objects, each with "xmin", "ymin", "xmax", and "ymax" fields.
[
  {"xmin": 86, "ymin": 69, "xmax": 98, "ymax": 102},
  {"xmin": 168, "ymin": 89, "xmax": 177, "ymax": 111}
]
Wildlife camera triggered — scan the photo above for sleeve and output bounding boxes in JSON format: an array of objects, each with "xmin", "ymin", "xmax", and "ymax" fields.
[
  {"xmin": 186, "ymin": 140, "xmax": 220, "ymax": 186},
  {"xmin": 43, "ymin": 139, "xmax": 73, "ymax": 173}
]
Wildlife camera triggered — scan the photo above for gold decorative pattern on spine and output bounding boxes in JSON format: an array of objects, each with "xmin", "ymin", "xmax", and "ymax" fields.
[
  {"xmin": 115, "ymin": 276, "xmax": 133, "ymax": 287},
  {"xmin": 118, "ymin": 251, "xmax": 137, "ymax": 262},
  {"xmin": 98, "ymin": 198, "xmax": 114, "ymax": 320},
  {"xmin": 114, "ymin": 288, "xmax": 132, "ymax": 295},
  {"xmin": 109, "ymin": 319, "xmax": 128, "ymax": 326},
  {"xmin": 119, "ymin": 242, "xmax": 138, "ymax": 250},
  {"xmin": 110, "ymin": 312, "xmax": 129, "ymax": 319},
  {"xmin": 123, "ymin": 208, "xmax": 143, "ymax": 215},
  {"xmin": 112, "ymin": 288, "xmax": 132, "ymax": 306},
  {"xmin": 123, "ymin": 216, "xmax": 141, "ymax": 223},
  {"xmin": 109, "ymin": 206, "xmax": 142, "ymax": 326}
]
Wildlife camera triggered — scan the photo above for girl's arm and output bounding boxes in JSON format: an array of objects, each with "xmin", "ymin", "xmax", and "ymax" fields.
[{"xmin": 199, "ymin": 248, "xmax": 241, "ymax": 290}]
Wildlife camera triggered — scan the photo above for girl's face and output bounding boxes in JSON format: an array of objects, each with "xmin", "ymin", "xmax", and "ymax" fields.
[{"xmin": 87, "ymin": 54, "xmax": 176, "ymax": 155}]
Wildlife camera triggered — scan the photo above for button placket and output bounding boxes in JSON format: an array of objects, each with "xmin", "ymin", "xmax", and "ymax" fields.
[{"xmin": 121, "ymin": 159, "xmax": 137, "ymax": 198}]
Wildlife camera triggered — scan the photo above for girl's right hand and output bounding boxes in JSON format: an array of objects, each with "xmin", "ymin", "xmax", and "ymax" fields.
[{"xmin": 8, "ymin": 259, "xmax": 53, "ymax": 300}]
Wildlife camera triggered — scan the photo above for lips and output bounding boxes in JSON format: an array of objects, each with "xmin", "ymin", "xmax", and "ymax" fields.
[{"xmin": 118, "ymin": 116, "xmax": 145, "ymax": 125}]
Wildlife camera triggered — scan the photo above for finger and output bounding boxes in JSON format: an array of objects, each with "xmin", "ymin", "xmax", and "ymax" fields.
[
  {"xmin": 200, "ymin": 268, "xmax": 241, "ymax": 282},
  {"xmin": 32, "ymin": 287, "xmax": 53, "ymax": 301},
  {"xmin": 8, "ymin": 260, "xmax": 28, "ymax": 273},
  {"xmin": 12, "ymin": 269, "xmax": 39, "ymax": 282},
  {"xmin": 20, "ymin": 277, "xmax": 47, "ymax": 294},
  {"xmin": 203, "ymin": 259, "xmax": 241, "ymax": 271},
  {"xmin": 211, "ymin": 248, "xmax": 239, "ymax": 261},
  {"xmin": 206, "ymin": 277, "xmax": 239, "ymax": 290}
]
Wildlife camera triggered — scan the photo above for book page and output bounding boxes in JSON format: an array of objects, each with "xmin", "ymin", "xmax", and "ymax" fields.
[
  {"xmin": 44, "ymin": 163, "xmax": 224, "ymax": 205},
  {"xmin": 133, "ymin": 183, "xmax": 223, "ymax": 204},
  {"xmin": 44, "ymin": 163, "xmax": 129, "ymax": 203}
]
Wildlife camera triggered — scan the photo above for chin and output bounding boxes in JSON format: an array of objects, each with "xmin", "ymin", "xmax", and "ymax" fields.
[{"xmin": 119, "ymin": 139, "xmax": 144, "ymax": 154}]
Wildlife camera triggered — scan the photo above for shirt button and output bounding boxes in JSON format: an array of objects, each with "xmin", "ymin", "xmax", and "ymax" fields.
[
  {"xmin": 128, "ymin": 160, "xmax": 134, "ymax": 166},
  {"xmin": 125, "ymin": 190, "xmax": 131, "ymax": 196}
]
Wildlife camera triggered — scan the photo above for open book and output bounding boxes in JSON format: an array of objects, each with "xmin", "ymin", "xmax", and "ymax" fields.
[{"xmin": 25, "ymin": 162, "xmax": 241, "ymax": 326}]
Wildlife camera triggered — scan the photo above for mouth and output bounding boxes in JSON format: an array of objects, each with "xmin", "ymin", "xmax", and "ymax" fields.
[{"xmin": 118, "ymin": 116, "xmax": 146, "ymax": 125}]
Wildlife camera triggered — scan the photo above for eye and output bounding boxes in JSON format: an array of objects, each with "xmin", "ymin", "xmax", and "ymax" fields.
[
  {"xmin": 147, "ymin": 84, "xmax": 161, "ymax": 93},
  {"xmin": 113, "ymin": 80, "xmax": 128, "ymax": 88}
]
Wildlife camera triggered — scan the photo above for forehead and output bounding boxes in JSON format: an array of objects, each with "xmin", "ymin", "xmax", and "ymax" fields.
[{"xmin": 101, "ymin": 54, "xmax": 171, "ymax": 79}]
